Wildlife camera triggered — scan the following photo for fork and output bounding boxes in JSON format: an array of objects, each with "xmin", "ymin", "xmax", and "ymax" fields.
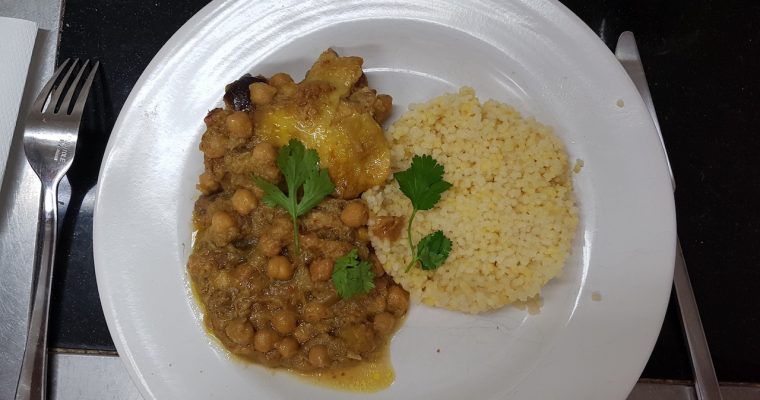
[{"xmin": 15, "ymin": 58, "xmax": 99, "ymax": 400}]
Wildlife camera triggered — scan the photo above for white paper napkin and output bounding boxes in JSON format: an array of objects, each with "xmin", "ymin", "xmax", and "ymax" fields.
[{"xmin": 0, "ymin": 16, "xmax": 37, "ymax": 185}]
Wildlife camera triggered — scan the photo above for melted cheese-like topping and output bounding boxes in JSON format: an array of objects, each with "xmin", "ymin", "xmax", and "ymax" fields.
[{"xmin": 252, "ymin": 51, "xmax": 390, "ymax": 199}]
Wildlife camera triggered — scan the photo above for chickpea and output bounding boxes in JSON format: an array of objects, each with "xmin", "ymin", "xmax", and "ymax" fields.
[
  {"xmin": 356, "ymin": 227, "xmax": 369, "ymax": 242},
  {"xmin": 340, "ymin": 201, "xmax": 369, "ymax": 228},
  {"xmin": 252, "ymin": 142, "xmax": 278, "ymax": 165},
  {"xmin": 271, "ymin": 309, "xmax": 297, "ymax": 335},
  {"xmin": 266, "ymin": 256, "xmax": 294, "ymax": 280},
  {"xmin": 197, "ymin": 171, "xmax": 219, "ymax": 194},
  {"xmin": 257, "ymin": 236, "xmax": 281, "ymax": 257},
  {"xmin": 309, "ymin": 258, "xmax": 333, "ymax": 282},
  {"xmin": 302, "ymin": 302, "xmax": 329, "ymax": 323},
  {"xmin": 299, "ymin": 233, "xmax": 319, "ymax": 249},
  {"xmin": 268, "ymin": 72, "xmax": 294, "ymax": 88},
  {"xmin": 275, "ymin": 337, "xmax": 299, "ymax": 358},
  {"xmin": 249, "ymin": 82, "xmax": 277, "ymax": 106},
  {"xmin": 209, "ymin": 211, "xmax": 239, "ymax": 246},
  {"xmin": 308, "ymin": 345, "xmax": 330, "ymax": 368},
  {"xmin": 231, "ymin": 188, "xmax": 257, "ymax": 215},
  {"xmin": 225, "ymin": 111, "xmax": 253, "ymax": 138},
  {"xmin": 201, "ymin": 134, "xmax": 228, "ymax": 158},
  {"xmin": 277, "ymin": 82, "xmax": 297, "ymax": 98},
  {"xmin": 253, "ymin": 328, "xmax": 280, "ymax": 353},
  {"xmin": 386, "ymin": 284, "xmax": 410, "ymax": 316},
  {"xmin": 211, "ymin": 211, "xmax": 234, "ymax": 230},
  {"xmin": 260, "ymin": 163, "xmax": 282, "ymax": 183},
  {"xmin": 225, "ymin": 318, "xmax": 255, "ymax": 345},
  {"xmin": 372, "ymin": 312, "xmax": 396, "ymax": 335}
]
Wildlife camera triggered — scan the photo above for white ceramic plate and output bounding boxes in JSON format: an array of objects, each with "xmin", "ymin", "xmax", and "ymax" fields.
[{"xmin": 93, "ymin": 1, "xmax": 676, "ymax": 399}]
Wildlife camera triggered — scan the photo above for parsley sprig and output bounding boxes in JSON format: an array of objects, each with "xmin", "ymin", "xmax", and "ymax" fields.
[
  {"xmin": 254, "ymin": 139, "xmax": 334, "ymax": 258},
  {"xmin": 331, "ymin": 248, "xmax": 375, "ymax": 299},
  {"xmin": 393, "ymin": 155, "xmax": 453, "ymax": 271}
]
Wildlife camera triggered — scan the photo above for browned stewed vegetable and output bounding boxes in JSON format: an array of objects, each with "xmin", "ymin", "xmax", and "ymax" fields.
[{"xmin": 223, "ymin": 73, "xmax": 267, "ymax": 111}]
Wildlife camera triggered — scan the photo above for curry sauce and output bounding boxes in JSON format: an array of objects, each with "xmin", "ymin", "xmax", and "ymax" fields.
[{"xmin": 188, "ymin": 50, "xmax": 409, "ymax": 388}]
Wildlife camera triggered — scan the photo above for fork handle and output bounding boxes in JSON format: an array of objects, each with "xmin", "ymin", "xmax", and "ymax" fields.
[{"xmin": 15, "ymin": 183, "xmax": 59, "ymax": 400}]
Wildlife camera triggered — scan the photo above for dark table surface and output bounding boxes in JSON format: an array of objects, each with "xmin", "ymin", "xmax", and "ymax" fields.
[{"xmin": 51, "ymin": 0, "xmax": 760, "ymax": 384}]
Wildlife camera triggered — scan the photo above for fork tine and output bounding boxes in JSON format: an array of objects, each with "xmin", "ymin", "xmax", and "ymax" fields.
[
  {"xmin": 60, "ymin": 59, "xmax": 90, "ymax": 115},
  {"xmin": 46, "ymin": 58, "xmax": 79, "ymax": 113},
  {"xmin": 31, "ymin": 58, "xmax": 71, "ymax": 113},
  {"xmin": 70, "ymin": 61, "xmax": 99, "ymax": 116}
]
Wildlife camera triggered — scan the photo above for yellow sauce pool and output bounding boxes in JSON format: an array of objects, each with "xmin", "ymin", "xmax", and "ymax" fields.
[{"xmin": 290, "ymin": 345, "xmax": 394, "ymax": 392}]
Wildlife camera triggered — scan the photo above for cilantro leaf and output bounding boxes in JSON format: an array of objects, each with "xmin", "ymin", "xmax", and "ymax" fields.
[
  {"xmin": 331, "ymin": 249, "xmax": 375, "ymax": 299},
  {"xmin": 253, "ymin": 176, "xmax": 292, "ymax": 214},
  {"xmin": 277, "ymin": 138, "xmax": 319, "ymax": 196},
  {"xmin": 416, "ymin": 230, "xmax": 452, "ymax": 270},
  {"xmin": 393, "ymin": 155, "xmax": 452, "ymax": 211},
  {"xmin": 254, "ymin": 139, "xmax": 334, "ymax": 257},
  {"xmin": 394, "ymin": 154, "xmax": 453, "ymax": 272},
  {"xmin": 297, "ymin": 168, "xmax": 335, "ymax": 216}
]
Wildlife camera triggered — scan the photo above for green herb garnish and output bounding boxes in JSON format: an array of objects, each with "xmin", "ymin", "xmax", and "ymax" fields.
[
  {"xmin": 331, "ymin": 248, "xmax": 375, "ymax": 299},
  {"xmin": 393, "ymin": 154, "xmax": 453, "ymax": 271},
  {"xmin": 254, "ymin": 139, "xmax": 334, "ymax": 257},
  {"xmin": 415, "ymin": 230, "xmax": 453, "ymax": 270}
]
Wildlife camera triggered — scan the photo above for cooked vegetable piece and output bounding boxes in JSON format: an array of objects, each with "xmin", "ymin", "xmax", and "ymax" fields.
[{"xmin": 223, "ymin": 73, "xmax": 267, "ymax": 111}]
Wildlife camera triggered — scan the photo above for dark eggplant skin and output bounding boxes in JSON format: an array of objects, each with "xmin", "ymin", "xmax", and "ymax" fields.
[{"xmin": 223, "ymin": 74, "xmax": 267, "ymax": 111}]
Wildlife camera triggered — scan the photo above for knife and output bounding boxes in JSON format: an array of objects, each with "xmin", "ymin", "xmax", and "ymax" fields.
[{"xmin": 615, "ymin": 31, "xmax": 723, "ymax": 400}]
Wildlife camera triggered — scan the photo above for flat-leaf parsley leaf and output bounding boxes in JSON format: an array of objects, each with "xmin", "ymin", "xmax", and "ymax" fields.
[
  {"xmin": 331, "ymin": 249, "xmax": 375, "ymax": 299},
  {"xmin": 254, "ymin": 139, "xmax": 334, "ymax": 257}
]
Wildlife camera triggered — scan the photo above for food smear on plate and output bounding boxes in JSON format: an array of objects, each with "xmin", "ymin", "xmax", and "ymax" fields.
[
  {"xmin": 363, "ymin": 87, "xmax": 579, "ymax": 313},
  {"xmin": 188, "ymin": 50, "xmax": 409, "ymax": 391}
]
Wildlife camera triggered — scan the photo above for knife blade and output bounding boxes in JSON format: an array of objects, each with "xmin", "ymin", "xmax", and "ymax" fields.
[{"xmin": 615, "ymin": 31, "xmax": 723, "ymax": 400}]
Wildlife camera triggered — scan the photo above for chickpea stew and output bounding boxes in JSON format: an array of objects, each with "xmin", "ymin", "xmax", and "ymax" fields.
[{"xmin": 188, "ymin": 50, "xmax": 410, "ymax": 377}]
